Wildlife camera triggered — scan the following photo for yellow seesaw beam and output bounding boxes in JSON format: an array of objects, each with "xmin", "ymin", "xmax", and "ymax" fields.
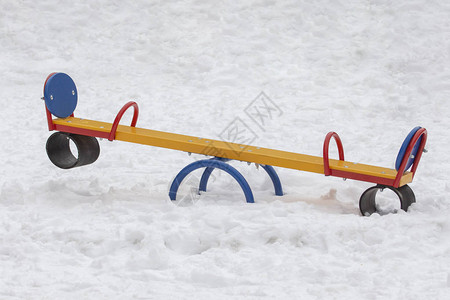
[{"xmin": 52, "ymin": 117, "xmax": 413, "ymax": 187}]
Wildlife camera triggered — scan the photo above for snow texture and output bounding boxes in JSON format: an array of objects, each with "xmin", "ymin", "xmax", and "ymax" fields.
[{"xmin": 1, "ymin": 0, "xmax": 450, "ymax": 299}]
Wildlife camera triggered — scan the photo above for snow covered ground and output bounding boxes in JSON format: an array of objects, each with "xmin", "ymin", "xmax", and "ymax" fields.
[{"xmin": 1, "ymin": 0, "xmax": 450, "ymax": 298}]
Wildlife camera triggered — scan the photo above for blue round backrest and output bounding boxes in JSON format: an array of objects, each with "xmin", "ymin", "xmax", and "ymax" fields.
[
  {"xmin": 44, "ymin": 73, "xmax": 77, "ymax": 118},
  {"xmin": 395, "ymin": 126, "xmax": 423, "ymax": 171}
]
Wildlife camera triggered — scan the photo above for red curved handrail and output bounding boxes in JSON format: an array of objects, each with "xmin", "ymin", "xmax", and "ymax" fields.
[
  {"xmin": 323, "ymin": 132, "xmax": 345, "ymax": 176},
  {"xmin": 108, "ymin": 101, "xmax": 139, "ymax": 141},
  {"xmin": 393, "ymin": 128, "xmax": 427, "ymax": 187}
]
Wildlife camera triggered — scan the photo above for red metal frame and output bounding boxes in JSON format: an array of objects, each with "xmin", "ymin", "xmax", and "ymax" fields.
[
  {"xmin": 323, "ymin": 132, "xmax": 345, "ymax": 176},
  {"xmin": 325, "ymin": 169, "xmax": 399, "ymax": 186},
  {"xmin": 45, "ymin": 105, "xmax": 56, "ymax": 131},
  {"xmin": 393, "ymin": 128, "xmax": 427, "ymax": 187},
  {"xmin": 45, "ymin": 105, "xmax": 74, "ymax": 131},
  {"xmin": 52, "ymin": 123, "xmax": 110, "ymax": 139},
  {"xmin": 108, "ymin": 101, "xmax": 139, "ymax": 141}
]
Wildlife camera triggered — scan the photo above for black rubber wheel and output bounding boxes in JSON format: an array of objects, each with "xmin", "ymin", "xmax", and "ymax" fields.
[
  {"xmin": 46, "ymin": 132, "xmax": 100, "ymax": 169},
  {"xmin": 359, "ymin": 184, "xmax": 416, "ymax": 216}
]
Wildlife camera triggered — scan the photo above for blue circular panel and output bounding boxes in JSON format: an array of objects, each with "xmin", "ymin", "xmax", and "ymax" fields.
[
  {"xmin": 44, "ymin": 73, "xmax": 77, "ymax": 118},
  {"xmin": 395, "ymin": 126, "xmax": 422, "ymax": 171}
]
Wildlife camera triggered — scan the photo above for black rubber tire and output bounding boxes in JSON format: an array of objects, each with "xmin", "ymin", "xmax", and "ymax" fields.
[
  {"xmin": 359, "ymin": 184, "xmax": 416, "ymax": 216},
  {"xmin": 46, "ymin": 132, "xmax": 100, "ymax": 169}
]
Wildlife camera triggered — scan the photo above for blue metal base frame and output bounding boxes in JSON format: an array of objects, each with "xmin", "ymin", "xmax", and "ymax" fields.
[
  {"xmin": 199, "ymin": 157, "xmax": 283, "ymax": 196},
  {"xmin": 168, "ymin": 157, "xmax": 283, "ymax": 203}
]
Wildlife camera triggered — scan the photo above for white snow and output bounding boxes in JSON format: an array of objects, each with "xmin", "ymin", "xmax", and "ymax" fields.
[{"xmin": 1, "ymin": 0, "xmax": 450, "ymax": 299}]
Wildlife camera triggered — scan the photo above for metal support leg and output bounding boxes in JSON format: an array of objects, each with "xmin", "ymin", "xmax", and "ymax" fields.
[
  {"xmin": 169, "ymin": 159, "xmax": 254, "ymax": 203},
  {"xmin": 199, "ymin": 157, "xmax": 229, "ymax": 192},
  {"xmin": 260, "ymin": 164, "xmax": 284, "ymax": 196},
  {"xmin": 199, "ymin": 158, "xmax": 283, "ymax": 196}
]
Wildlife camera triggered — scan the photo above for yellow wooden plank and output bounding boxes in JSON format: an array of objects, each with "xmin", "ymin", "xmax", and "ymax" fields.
[{"xmin": 52, "ymin": 117, "xmax": 412, "ymax": 185}]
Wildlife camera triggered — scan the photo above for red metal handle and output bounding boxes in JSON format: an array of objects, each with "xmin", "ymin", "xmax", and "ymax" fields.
[
  {"xmin": 323, "ymin": 132, "xmax": 345, "ymax": 176},
  {"xmin": 393, "ymin": 128, "xmax": 427, "ymax": 187},
  {"xmin": 108, "ymin": 101, "xmax": 139, "ymax": 141}
]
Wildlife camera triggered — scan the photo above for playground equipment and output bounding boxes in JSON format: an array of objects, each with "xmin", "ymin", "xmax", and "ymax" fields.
[{"xmin": 42, "ymin": 73, "xmax": 428, "ymax": 216}]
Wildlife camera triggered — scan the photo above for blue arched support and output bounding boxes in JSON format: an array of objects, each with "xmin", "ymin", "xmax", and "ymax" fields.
[
  {"xmin": 169, "ymin": 159, "xmax": 254, "ymax": 203},
  {"xmin": 260, "ymin": 164, "xmax": 284, "ymax": 196},
  {"xmin": 199, "ymin": 158, "xmax": 283, "ymax": 196},
  {"xmin": 199, "ymin": 157, "xmax": 229, "ymax": 192}
]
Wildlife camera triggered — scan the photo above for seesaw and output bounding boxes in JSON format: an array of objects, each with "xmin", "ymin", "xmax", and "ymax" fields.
[{"xmin": 42, "ymin": 73, "xmax": 428, "ymax": 216}]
